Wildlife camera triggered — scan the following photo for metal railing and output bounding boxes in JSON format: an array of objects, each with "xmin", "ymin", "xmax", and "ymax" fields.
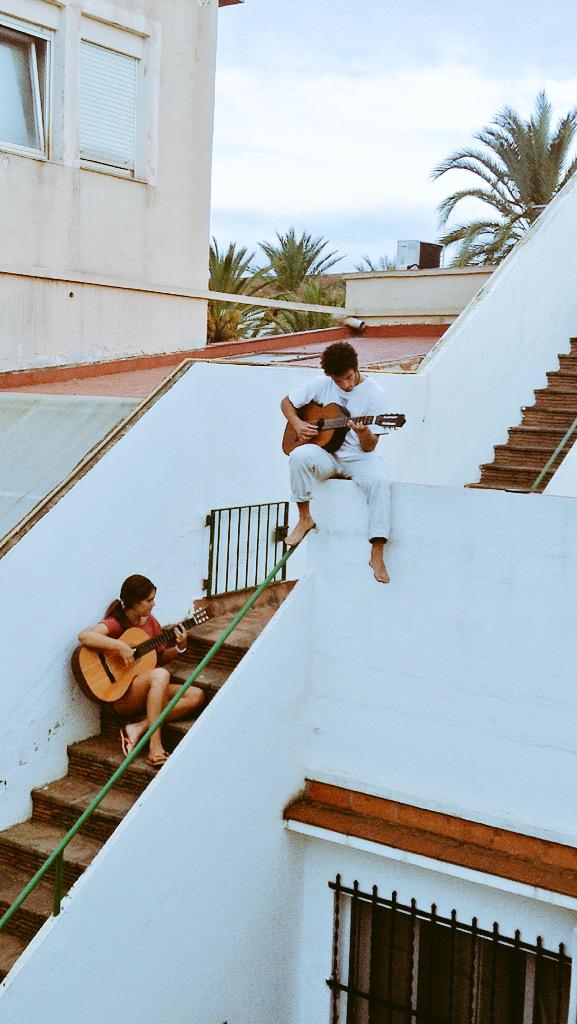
[
  {"xmin": 531, "ymin": 413, "xmax": 577, "ymax": 492},
  {"xmin": 204, "ymin": 502, "xmax": 289, "ymax": 597},
  {"xmin": 0, "ymin": 539, "xmax": 303, "ymax": 934}
]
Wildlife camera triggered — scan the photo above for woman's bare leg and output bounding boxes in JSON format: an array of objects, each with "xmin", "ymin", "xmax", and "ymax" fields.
[
  {"xmin": 164, "ymin": 684, "xmax": 205, "ymax": 721},
  {"xmin": 113, "ymin": 668, "xmax": 171, "ymax": 760}
]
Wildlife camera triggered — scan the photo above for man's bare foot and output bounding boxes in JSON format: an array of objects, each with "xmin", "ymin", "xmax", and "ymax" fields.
[
  {"xmin": 369, "ymin": 554, "xmax": 390, "ymax": 584},
  {"xmin": 286, "ymin": 515, "xmax": 316, "ymax": 547}
]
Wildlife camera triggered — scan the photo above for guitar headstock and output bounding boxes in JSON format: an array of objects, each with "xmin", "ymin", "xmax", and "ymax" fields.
[
  {"xmin": 375, "ymin": 413, "xmax": 406, "ymax": 430},
  {"xmin": 193, "ymin": 605, "xmax": 210, "ymax": 626}
]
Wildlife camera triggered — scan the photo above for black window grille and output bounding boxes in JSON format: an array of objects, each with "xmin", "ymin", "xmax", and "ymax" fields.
[
  {"xmin": 204, "ymin": 502, "xmax": 289, "ymax": 596},
  {"xmin": 328, "ymin": 877, "xmax": 571, "ymax": 1024}
]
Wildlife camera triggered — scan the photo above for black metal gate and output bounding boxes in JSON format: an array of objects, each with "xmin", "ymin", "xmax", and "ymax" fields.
[{"xmin": 204, "ymin": 501, "xmax": 289, "ymax": 597}]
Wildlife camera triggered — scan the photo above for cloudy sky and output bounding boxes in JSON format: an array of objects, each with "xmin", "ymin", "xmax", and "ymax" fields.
[{"xmin": 211, "ymin": 0, "xmax": 577, "ymax": 271}]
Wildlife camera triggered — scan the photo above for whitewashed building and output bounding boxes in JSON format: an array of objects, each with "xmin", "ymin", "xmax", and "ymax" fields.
[
  {"xmin": 0, "ymin": 161, "xmax": 576, "ymax": 1023},
  {"xmin": 0, "ymin": 0, "xmax": 240, "ymax": 371}
]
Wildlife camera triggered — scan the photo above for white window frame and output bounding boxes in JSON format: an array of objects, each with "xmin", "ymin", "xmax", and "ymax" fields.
[
  {"xmin": 0, "ymin": 12, "xmax": 52, "ymax": 159},
  {"xmin": 79, "ymin": 4, "xmax": 160, "ymax": 183}
]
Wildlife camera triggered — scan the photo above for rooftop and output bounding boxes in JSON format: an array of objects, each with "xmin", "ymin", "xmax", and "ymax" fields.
[{"xmin": 0, "ymin": 324, "xmax": 445, "ymax": 398}]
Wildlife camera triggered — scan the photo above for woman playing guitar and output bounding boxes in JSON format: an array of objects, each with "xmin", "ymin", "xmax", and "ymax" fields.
[{"xmin": 77, "ymin": 575, "xmax": 204, "ymax": 767}]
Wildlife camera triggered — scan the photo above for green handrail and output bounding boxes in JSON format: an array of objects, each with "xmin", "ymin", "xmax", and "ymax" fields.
[
  {"xmin": 530, "ymin": 414, "xmax": 577, "ymax": 492},
  {"xmin": 0, "ymin": 539, "xmax": 303, "ymax": 932}
]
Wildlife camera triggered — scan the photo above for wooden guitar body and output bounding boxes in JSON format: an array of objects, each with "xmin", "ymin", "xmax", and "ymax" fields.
[
  {"xmin": 282, "ymin": 402, "xmax": 406, "ymax": 455},
  {"xmin": 282, "ymin": 402, "xmax": 349, "ymax": 455},
  {"xmin": 71, "ymin": 627, "xmax": 158, "ymax": 704}
]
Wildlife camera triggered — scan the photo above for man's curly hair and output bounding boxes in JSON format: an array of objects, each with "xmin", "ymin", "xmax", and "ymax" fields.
[{"xmin": 321, "ymin": 342, "xmax": 359, "ymax": 377}]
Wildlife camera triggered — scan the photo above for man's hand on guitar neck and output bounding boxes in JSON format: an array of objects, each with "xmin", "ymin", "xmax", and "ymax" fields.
[{"xmin": 350, "ymin": 420, "xmax": 379, "ymax": 452}]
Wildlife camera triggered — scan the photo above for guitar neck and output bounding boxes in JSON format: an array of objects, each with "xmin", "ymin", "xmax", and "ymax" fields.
[
  {"xmin": 133, "ymin": 615, "xmax": 201, "ymax": 657},
  {"xmin": 323, "ymin": 414, "xmax": 377, "ymax": 429}
]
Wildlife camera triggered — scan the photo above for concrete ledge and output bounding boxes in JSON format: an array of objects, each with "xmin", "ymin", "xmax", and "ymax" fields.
[{"xmin": 286, "ymin": 780, "xmax": 577, "ymax": 898}]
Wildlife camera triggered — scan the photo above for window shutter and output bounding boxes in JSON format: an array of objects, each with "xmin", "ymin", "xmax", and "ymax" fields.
[{"xmin": 79, "ymin": 41, "xmax": 137, "ymax": 170}]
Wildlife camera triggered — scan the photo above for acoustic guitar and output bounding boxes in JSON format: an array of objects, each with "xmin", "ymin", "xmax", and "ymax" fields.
[
  {"xmin": 282, "ymin": 401, "xmax": 406, "ymax": 455},
  {"xmin": 71, "ymin": 608, "xmax": 210, "ymax": 703}
]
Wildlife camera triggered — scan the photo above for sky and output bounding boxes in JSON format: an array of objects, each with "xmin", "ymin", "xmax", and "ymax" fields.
[{"xmin": 211, "ymin": 0, "xmax": 577, "ymax": 272}]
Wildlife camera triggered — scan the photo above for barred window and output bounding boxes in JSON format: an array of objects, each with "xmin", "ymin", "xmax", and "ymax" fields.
[{"xmin": 328, "ymin": 878, "xmax": 571, "ymax": 1024}]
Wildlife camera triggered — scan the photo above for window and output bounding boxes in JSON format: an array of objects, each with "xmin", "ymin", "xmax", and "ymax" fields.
[
  {"xmin": 328, "ymin": 878, "xmax": 571, "ymax": 1024},
  {"xmin": 79, "ymin": 40, "xmax": 138, "ymax": 172},
  {"xmin": 0, "ymin": 20, "xmax": 49, "ymax": 156}
]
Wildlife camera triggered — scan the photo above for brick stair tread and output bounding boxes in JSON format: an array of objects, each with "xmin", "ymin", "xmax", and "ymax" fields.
[
  {"xmin": 480, "ymin": 461, "xmax": 550, "ymax": 473},
  {"xmin": 32, "ymin": 774, "xmax": 135, "ymax": 822},
  {"xmin": 169, "ymin": 659, "xmax": 229, "ymax": 692},
  {"xmin": 0, "ymin": 820, "xmax": 102, "ymax": 872},
  {"xmin": 0, "ymin": 931, "xmax": 27, "ymax": 981},
  {"xmin": 68, "ymin": 735, "xmax": 160, "ymax": 784},
  {"xmin": 0, "ymin": 863, "xmax": 54, "ymax": 919},
  {"xmin": 192, "ymin": 606, "xmax": 277, "ymax": 649},
  {"xmin": 528, "ymin": 402, "xmax": 577, "ymax": 413},
  {"xmin": 469, "ymin": 482, "xmax": 529, "ymax": 492}
]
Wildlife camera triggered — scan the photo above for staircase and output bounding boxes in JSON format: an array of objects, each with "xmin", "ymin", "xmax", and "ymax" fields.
[
  {"xmin": 0, "ymin": 582, "xmax": 293, "ymax": 981},
  {"xmin": 473, "ymin": 337, "xmax": 577, "ymax": 492}
]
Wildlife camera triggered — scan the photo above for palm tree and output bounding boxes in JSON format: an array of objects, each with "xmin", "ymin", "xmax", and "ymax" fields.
[
  {"xmin": 258, "ymin": 228, "xmax": 343, "ymax": 293},
  {"xmin": 432, "ymin": 91, "xmax": 577, "ymax": 265},
  {"xmin": 207, "ymin": 238, "xmax": 265, "ymax": 343},
  {"xmin": 355, "ymin": 255, "xmax": 398, "ymax": 272},
  {"xmin": 272, "ymin": 277, "xmax": 345, "ymax": 335}
]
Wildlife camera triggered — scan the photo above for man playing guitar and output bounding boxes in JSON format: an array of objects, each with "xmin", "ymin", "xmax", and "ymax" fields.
[{"xmin": 281, "ymin": 342, "xmax": 393, "ymax": 584}]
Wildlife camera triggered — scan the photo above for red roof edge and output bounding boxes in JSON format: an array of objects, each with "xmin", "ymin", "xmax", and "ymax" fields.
[{"xmin": 0, "ymin": 323, "xmax": 445, "ymax": 391}]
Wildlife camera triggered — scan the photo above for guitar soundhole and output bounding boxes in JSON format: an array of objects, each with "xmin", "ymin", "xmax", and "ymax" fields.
[{"xmin": 98, "ymin": 652, "xmax": 116, "ymax": 685}]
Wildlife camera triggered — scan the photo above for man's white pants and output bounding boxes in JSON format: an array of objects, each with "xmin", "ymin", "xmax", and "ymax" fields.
[{"xmin": 289, "ymin": 444, "xmax": 391, "ymax": 540}]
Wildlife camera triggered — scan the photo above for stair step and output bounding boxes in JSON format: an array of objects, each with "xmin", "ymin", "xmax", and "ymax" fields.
[
  {"xmin": 0, "ymin": 932, "xmax": 27, "ymax": 983},
  {"xmin": 534, "ymin": 388, "xmax": 577, "ymax": 407},
  {"xmin": 0, "ymin": 820, "xmax": 102, "ymax": 891},
  {"xmin": 547, "ymin": 369, "xmax": 577, "ymax": 384},
  {"xmin": 31, "ymin": 774, "xmax": 136, "ymax": 844},
  {"xmin": 169, "ymin": 659, "xmax": 229, "ymax": 695},
  {"xmin": 522, "ymin": 406, "xmax": 577, "ymax": 427},
  {"xmin": 68, "ymin": 735, "xmax": 160, "ymax": 797},
  {"xmin": 492, "ymin": 445, "xmax": 567, "ymax": 469},
  {"xmin": 558, "ymin": 354, "xmax": 577, "ymax": 370},
  {"xmin": 507, "ymin": 426, "xmax": 569, "ymax": 449},
  {"xmin": 0, "ymin": 865, "xmax": 54, "ymax": 944},
  {"xmin": 479, "ymin": 462, "xmax": 553, "ymax": 490}
]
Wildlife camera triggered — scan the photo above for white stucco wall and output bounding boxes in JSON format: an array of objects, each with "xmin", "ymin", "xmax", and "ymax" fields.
[
  {"xmin": 0, "ymin": 362, "xmax": 325, "ymax": 826},
  {"xmin": 0, "ymin": 578, "xmax": 312, "ymax": 1024},
  {"xmin": 400, "ymin": 171, "xmax": 577, "ymax": 486},
  {"xmin": 545, "ymin": 438, "xmax": 577, "ymax": 498},
  {"xmin": 345, "ymin": 267, "xmax": 492, "ymax": 325},
  {"xmin": 306, "ymin": 480, "xmax": 577, "ymax": 844},
  {"xmin": 0, "ymin": 0, "xmax": 221, "ymax": 369},
  {"xmin": 294, "ymin": 837, "xmax": 577, "ymax": 1024}
]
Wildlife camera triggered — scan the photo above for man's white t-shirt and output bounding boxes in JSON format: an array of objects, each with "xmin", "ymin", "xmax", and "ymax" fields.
[{"xmin": 288, "ymin": 375, "xmax": 388, "ymax": 459}]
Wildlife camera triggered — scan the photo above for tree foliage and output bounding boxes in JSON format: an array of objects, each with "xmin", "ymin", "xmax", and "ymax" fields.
[{"xmin": 432, "ymin": 90, "xmax": 577, "ymax": 265}]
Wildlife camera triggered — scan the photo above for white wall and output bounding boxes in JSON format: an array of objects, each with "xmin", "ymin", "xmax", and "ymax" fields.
[
  {"xmin": 0, "ymin": 0, "xmax": 220, "ymax": 368},
  {"xmin": 345, "ymin": 267, "xmax": 492, "ymax": 325},
  {"xmin": 400, "ymin": 171, "xmax": 577, "ymax": 486},
  {"xmin": 294, "ymin": 837, "xmax": 577, "ymax": 1024},
  {"xmin": 306, "ymin": 480, "xmax": 577, "ymax": 844},
  {"xmin": 0, "ymin": 578, "xmax": 312, "ymax": 1024},
  {"xmin": 546, "ymin": 437, "xmax": 577, "ymax": 498},
  {"xmin": 0, "ymin": 273, "xmax": 208, "ymax": 370},
  {"xmin": 0, "ymin": 362, "xmax": 323, "ymax": 826}
]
